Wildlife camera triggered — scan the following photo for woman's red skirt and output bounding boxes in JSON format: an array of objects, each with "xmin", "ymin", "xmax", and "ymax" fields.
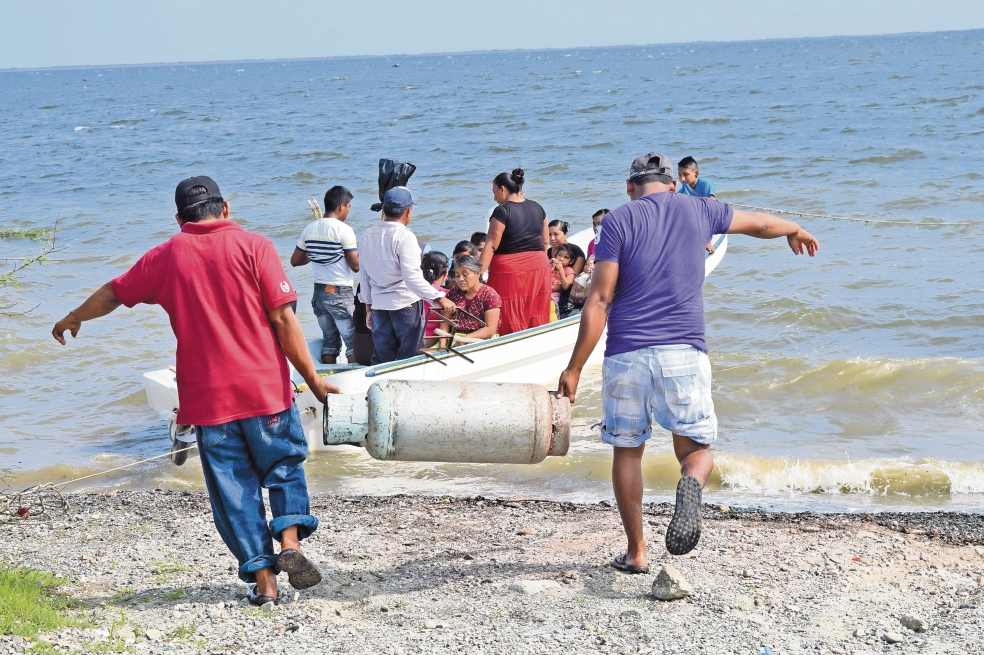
[{"xmin": 487, "ymin": 251, "xmax": 552, "ymax": 336}]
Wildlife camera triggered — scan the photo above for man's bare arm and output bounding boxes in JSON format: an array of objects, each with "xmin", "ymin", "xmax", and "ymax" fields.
[
  {"xmin": 267, "ymin": 303, "xmax": 339, "ymax": 403},
  {"xmin": 290, "ymin": 247, "xmax": 311, "ymax": 267},
  {"xmin": 555, "ymin": 260, "xmax": 618, "ymax": 404},
  {"xmin": 52, "ymin": 282, "xmax": 122, "ymax": 345},
  {"xmin": 344, "ymin": 250, "xmax": 360, "ymax": 272},
  {"xmin": 727, "ymin": 210, "xmax": 819, "ymax": 256}
]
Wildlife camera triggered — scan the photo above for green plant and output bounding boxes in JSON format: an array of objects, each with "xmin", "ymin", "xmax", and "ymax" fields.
[
  {"xmin": 0, "ymin": 565, "xmax": 79, "ymax": 637},
  {"xmin": 166, "ymin": 621, "xmax": 196, "ymax": 642},
  {"xmin": 164, "ymin": 589, "xmax": 188, "ymax": 601}
]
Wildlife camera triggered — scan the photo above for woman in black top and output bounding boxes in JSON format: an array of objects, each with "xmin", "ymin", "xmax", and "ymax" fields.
[{"xmin": 478, "ymin": 169, "xmax": 553, "ymax": 335}]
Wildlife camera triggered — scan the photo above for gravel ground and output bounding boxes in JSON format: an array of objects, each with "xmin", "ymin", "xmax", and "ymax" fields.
[{"xmin": 1, "ymin": 491, "xmax": 982, "ymax": 655}]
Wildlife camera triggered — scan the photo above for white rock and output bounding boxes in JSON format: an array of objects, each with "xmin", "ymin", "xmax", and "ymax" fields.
[
  {"xmin": 145, "ymin": 629, "xmax": 162, "ymax": 641},
  {"xmin": 509, "ymin": 579, "xmax": 562, "ymax": 594},
  {"xmin": 651, "ymin": 565, "xmax": 692, "ymax": 601},
  {"xmin": 423, "ymin": 619, "xmax": 438, "ymax": 630},
  {"xmin": 883, "ymin": 631, "xmax": 905, "ymax": 644}
]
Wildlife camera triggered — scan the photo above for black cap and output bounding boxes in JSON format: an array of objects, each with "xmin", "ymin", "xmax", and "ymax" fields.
[
  {"xmin": 628, "ymin": 152, "xmax": 674, "ymax": 181},
  {"xmin": 175, "ymin": 176, "xmax": 222, "ymax": 212}
]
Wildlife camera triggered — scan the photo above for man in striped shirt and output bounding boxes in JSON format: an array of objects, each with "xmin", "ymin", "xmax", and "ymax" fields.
[{"xmin": 291, "ymin": 186, "xmax": 360, "ymax": 364}]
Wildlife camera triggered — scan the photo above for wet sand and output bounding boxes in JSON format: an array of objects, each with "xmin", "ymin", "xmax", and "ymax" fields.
[{"xmin": 2, "ymin": 491, "xmax": 982, "ymax": 654}]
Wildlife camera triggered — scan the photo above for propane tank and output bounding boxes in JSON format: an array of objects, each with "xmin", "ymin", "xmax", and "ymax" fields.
[{"xmin": 324, "ymin": 380, "xmax": 570, "ymax": 464}]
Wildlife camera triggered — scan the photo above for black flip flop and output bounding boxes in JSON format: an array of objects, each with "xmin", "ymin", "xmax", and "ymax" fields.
[
  {"xmin": 665, "ymin": 475, "xmax": 703, "ymax": 556},
  {"xmin": 247, "ymin": 584, "xmax": 278, "ymax": 607},
  {"xmin": 612, "ymin": 554, "xmax": 650, "ymax": 575},
  {"xmin": 278, "ymin": 549, "xmax": 323, "ymax": 590}
]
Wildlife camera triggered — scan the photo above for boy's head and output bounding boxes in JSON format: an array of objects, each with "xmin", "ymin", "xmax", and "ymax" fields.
[
  {"xmin": 592, "ymin": 209, "xmax": 609, "ymax": 233},
  {"xmin": 453, "ymin": 240, "xmax": 476, "ymax": 261},
  {"xmin": 470, "ymin": 231, "xmax": 487, "ymax": 258},
  {"xmin": 324, "ymin": 185, "xmax": 354, "ymax": 219},
  {"xmin": 677, "ymin": 157, "xmax": 699, "ymax": 188}
]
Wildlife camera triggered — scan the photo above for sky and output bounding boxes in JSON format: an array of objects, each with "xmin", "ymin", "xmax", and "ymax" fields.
[{"xmin": 2, "ymin": 0, "xmax": 984, "ymax": 70}]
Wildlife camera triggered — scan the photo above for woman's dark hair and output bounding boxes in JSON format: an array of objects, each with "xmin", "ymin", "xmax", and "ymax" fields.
[
  {"xmin": 421, "ymin": 251, "xmax": 449, "ymax": 284},
  {"xmin": 324, "ymin": 185, "xmax": 354, "ymax": 213},
  {"xmin": 454, "ymin": 255, "xmax": 482, "ymax": 275},
  {"xmin": 470, "ymin": 231, "xmax": 487, "ymax": 246},
  {"xmin": 555, "ymin": 243, "xmax": 576, "ymax": 260},
  {"xmin": 592, "ymin": 208, "xmax": 610, "ymax": 218},
  {"xmin": 548, "ymin": 219, "xmax": 570, "ymax": 234},
  {"xmin": 493, "ymin": 168, "xmax": 525, "ymax": 194},
  {"xmin": 178, "ymin": 192, "xmax": 225, "ymax": 223},
  {"xmin": 453, "ymin": 240, "xmax": 476, "ymax": 257}
]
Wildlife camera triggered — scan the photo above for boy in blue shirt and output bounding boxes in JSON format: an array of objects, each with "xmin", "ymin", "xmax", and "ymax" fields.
[
  {"xmin": 677, "ymin": 156, "xmax": 718, "ymax": 253},
  {"xmin": 677, "ymin": 156, "xmax": 715, "ymax": 198}
]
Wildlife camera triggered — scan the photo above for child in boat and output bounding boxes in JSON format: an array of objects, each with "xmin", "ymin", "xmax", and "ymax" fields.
[
  {"xmin": 445, "ymin": 240, "xmax": 477, "ymax": 289},
  {"xmin": 421, "ymin": 251, "xmax": 450, "ymax": 347},
  {"xmin": 444, "ymin": 255, "xmax": 501, "ymax": 340},
  {"xmin": 470, "ymin": 232, "xmax": 489, "ymax": 282},
  {"xmin": 551, "ymin": 244, "xmax": 576, "ymax": 308},
  {"xmin": 677, "ymin": 156, "xmax": 718, "ymax": 254}
]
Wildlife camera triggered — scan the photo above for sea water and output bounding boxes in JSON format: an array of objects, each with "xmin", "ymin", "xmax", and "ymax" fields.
[{"xmin": 1, "ymin": 30, "xmax": 983, "ymax": 511}]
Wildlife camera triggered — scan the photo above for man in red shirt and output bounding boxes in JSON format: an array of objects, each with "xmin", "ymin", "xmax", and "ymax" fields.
[{"xmin": 52, "ymin": 176, "xmax": 337, "ymax": 605}]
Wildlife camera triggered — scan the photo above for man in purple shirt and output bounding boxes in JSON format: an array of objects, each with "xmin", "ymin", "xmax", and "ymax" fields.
[{"xmin": 557, "ymin": 152, "xmax": 819, "ymax": 573}]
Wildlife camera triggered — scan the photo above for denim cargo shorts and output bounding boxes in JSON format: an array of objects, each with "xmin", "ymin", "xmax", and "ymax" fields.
[{"xmin": 600, "ymin": 344, "xmax": 717, "ymax": 448}]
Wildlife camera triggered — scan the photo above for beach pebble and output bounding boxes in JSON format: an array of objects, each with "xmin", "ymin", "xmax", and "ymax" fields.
[
  {"xmin": 145, "ymin": 629, "xmax": 162, "ymax": 641},
  {"xmin": 883, "ymin": 631, "xmax": 905, "ymax": 644},
  {"xmin": 717, "ymin": 505, "xmax": 730, "ymax": 512},
  {"xmin": 742, "ymin": 569, "xmax": 754, "ymax": 578},
  {"xmin": 801, "ymin": 525, "xmax": 821, "ymax": 533},
  {"xmin": 652, "ymin": 565, "xmax": 692, "ymax": 601},
  {"xmin": 901, "ymin": 615, "xmax": 929, "ymax": 632},
  {"xmin": 509, "ymin": 579, "xmax": 561, "ymax": 594},
  {"xmin": 974, "ymin": 546, "xmax": 984, "ymax": 557},
  {"xmin": 423, "ymin": 619, "xmax": 438, "ymax": 630},
  {"xmin": 516, "ymin": 527, "xmax": 535, "ymax": 535}
]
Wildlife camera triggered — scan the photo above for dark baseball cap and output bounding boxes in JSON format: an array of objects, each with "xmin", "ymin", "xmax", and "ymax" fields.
[
  {"xmin": 381, "ymin": 186, "xmax": 417, "ymax": 212},
  {"xmin": 628, "ymin": 152, "xmax": 674, "ymax": 181},
  {"xmin": 175, "ymin": 176, "xmax": 223, "ymax": 212}
]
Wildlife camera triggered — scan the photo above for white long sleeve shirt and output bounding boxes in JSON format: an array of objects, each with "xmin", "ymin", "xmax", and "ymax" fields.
[{"xmin": 357, "ymin": 220, "xmax": 445, "ymax": 311}]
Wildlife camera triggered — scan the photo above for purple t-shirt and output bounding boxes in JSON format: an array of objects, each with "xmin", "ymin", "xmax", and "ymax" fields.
[{"xmin": 594, "ymin": 192, "xmax": 733, "ymax": 356}]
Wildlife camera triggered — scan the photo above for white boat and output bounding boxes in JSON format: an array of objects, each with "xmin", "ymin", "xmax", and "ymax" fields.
[{"xmin": 144, "ymin": 229, "xmax": 728, "ymax": 452}]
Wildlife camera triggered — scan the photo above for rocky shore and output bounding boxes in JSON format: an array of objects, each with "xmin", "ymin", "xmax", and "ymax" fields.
[{"xmin": 2, "ymin": 491, "xmax": 982, "ymax": 654}]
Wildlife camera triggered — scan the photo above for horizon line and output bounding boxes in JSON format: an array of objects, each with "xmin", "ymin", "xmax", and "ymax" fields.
[{"xmin": 2, "ymin": 27, "xmax": 981, "ymax": 74}]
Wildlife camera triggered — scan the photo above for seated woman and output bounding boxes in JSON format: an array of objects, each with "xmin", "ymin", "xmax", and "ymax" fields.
[
  {"xmin": 550, "ymin": 244, "xmax": 577, "ymax": 318},
  {"xmin": 443, "ymin": 255, "xmax": 501, "ymax": 341},
  {"xmin": 546, "ymin": 220, "xmax": 586, "ymax": 275},
  {"xmin": 421, "ymin": 251, "xmax": 450, "ymax": 348}
]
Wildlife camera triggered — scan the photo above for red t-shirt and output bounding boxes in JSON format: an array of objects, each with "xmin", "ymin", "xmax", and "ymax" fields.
[{"xmin": 111, "ymin": 220, "xmax": 298, "ymax": 426}]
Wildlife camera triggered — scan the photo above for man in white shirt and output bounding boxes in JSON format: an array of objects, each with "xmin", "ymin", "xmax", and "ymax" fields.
[
  {"xmin": 291, "ymin": 186, "xmax": 360, "ymax": 364},
  {"xmin": 358, "ymin": 187, "xmax": 455, "ymax": 364}
]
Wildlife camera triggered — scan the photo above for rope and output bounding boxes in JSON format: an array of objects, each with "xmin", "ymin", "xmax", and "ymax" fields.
[
  {"xmin": 1, "ymin": 444, "xmax": 200, "ymax": 522},
  {"xmin": 730, "ymin": 203, "xmax": 980, "ymax": 227},
  {"xmin": 51, "ymin": 445, "xmax": 198, "ymax": 488}
]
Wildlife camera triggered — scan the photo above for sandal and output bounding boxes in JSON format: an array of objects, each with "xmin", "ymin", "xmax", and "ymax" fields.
[
  {"xmin": 278, "ymin": 549, "xmax": 323, "ymax": 590},
  {"xmin": 247, "ymin": 584, "xmax": 278, "ymax": 607},
  {"xmin": 612, "ymin": 553, "xmax": 650, "ymax": 575}
]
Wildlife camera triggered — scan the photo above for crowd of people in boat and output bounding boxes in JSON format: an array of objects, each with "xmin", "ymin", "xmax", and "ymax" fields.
[{"xmin": 293, "ymin": 157, "xmax": 717, "ymax": 367}]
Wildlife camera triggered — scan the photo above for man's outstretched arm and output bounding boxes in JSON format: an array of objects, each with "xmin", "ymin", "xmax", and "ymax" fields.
[
  {"xmin": 727, "ymin": 210, "xmax": 819, "ymax": 256},
  {"xmin": 267, "ymin": 303, "xmax": 340, "ymax": 403},
  {"xmin": 555, "ymin": 260, "xmax": 619, "ymax": 404},
  {"xmin": 52, "ymin": 282, "xmax": 122, "ymax": 344}
]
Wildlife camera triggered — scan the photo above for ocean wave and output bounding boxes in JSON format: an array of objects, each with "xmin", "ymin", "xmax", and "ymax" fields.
[{"xmin": 714, "ymin": 454, "xmax": 984, "ymax": 497}]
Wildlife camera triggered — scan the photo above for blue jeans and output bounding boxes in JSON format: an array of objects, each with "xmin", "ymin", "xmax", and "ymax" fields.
[
  {"xmin": 311, "ymin": 284, "xmax": 355, "ymax": 358},
  {"xmin": 370, "ymin": 300, "xmax": 425, "ymax": 365},
  {"xmin": 196, "ymin": 403, "xmax": 318, "ymax": 583}
]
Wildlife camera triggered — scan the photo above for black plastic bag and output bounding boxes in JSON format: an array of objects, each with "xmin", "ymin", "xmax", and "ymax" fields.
[{"xmin": 369, "ymin": 158, "xmax": 416, "ymax": 211}]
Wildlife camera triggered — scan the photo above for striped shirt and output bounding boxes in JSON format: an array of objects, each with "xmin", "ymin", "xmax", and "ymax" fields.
[{"xmin": 296, "ymin": 217, "xmax": 358, "ymax": 286}]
